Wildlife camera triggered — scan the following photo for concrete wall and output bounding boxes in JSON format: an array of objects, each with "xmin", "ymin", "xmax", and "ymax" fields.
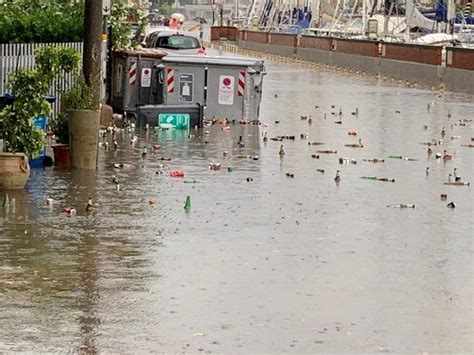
[
  {"xmin": 444, "ymin": 67, "xmax": 474, "ymax": 93},
  {"xmin": 234, "ymin": 31, "xmax": 474, "ymax": 95}
]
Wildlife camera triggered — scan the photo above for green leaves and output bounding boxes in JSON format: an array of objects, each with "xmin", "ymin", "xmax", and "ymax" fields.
[
  {"xmin": 109, "ymin": 1, "xmax": 149, "ymax": 50},
  {"xmin": 62, "ymin": 76, "xmax": 94, "ymax": 111},
  {"xmin": 36, "ymin": 46, "xmax": 81, "ymax": 78},
  {"xmin": 0, "ymin": 45, "xmax": 80, "ymax": 157},
  {"xmin": 0, "ymin": 0, "xmax": 84, "ymax": 43}
]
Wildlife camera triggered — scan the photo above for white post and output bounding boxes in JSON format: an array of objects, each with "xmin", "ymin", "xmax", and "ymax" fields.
[
  {"xmin": 447, "ymin": 0, "xmax": 455, "ymax": 34},
  {"xmin": 362, "ymin": 0, "xmax": 367, "ymax": 34}
]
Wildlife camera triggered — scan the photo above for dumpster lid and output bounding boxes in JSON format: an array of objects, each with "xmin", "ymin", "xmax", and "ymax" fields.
[
  {"xmin": 162, "ymin": 55, "xmax": 264, "ymax": 68},
  {"xmin": 113, "ymin": 48, "xmax": 168, "ymax": 59}
]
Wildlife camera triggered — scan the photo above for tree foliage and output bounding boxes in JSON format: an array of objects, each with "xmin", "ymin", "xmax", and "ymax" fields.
[
  {"xmin": 109, "ymin": 1, "xmax": 149, "ymax": 50},
  {"xmin": 0, "ymin": 0, "xmax": 84, "ymax": 43}
]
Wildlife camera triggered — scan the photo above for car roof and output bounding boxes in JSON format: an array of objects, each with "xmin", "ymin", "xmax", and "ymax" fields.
[{"xmin": 156, "ymin": 31, "xmax": 199, "ymax": 38}]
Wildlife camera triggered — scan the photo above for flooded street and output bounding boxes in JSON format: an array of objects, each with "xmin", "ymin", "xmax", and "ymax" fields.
[{"xmin": 1, "ymin": 53, "xmax": 473, "ymax": 353}]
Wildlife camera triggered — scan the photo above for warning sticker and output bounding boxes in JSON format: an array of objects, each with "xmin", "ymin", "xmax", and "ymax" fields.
[
  {"xmin": 218, "ymin": 75, "xmax": 235, "ymax": 105},
  {"xmin": 141, "ymin": 67, "xmax": 152, "ymax": 88},
  {"xmin": 179, "ymin": 73, "xmax": 194, "ymax": 102},
  {"xmin": 115, "ymin": 64, "xmax": 123, "ymax": 94}
]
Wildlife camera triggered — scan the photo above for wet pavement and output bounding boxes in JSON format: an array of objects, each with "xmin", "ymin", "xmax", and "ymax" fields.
[{"xmin": 1, "ymin": 53, "xmax": 473, "ymax": 353}]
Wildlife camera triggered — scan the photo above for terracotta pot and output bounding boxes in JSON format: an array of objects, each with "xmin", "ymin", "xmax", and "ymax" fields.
[
  {"xmin": 52, "ymin": 144, "xmax": 70, "ymax": 168},
  {"xmin": 0, "ymin": 153, "xmax": 31, "ymax": 189}
]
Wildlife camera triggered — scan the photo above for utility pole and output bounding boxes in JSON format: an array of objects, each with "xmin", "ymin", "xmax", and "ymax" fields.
[{"xmin": 83, "ymin": 0, "xmax": 103, "ymax": 110}]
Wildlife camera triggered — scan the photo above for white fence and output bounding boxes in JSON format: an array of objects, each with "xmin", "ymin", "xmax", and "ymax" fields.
[{"xmin": 0, "ymin": 42, "xmax": 83, "ymax": 116}]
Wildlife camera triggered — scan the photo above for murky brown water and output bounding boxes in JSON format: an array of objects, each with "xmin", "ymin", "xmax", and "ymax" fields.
[{"xmin": 1, "ymin": 52, "xmax": 473, "ymax": 353}]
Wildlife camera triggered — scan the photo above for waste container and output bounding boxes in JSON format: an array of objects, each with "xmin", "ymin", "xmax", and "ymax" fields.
[
  {"xmin": 137, "ymin": 104, "xmax": 203, "ymax": 129},
  {"xmin": 0, "ymin": 94, "xmax": 55, "ymax": 167},
  {"xmin": 161, "ymin": 55, "xmax": 265, "ymax": 121},
  {"xmin": 110, "ymin": 49, "xmax": 168, "ymax": 113}
]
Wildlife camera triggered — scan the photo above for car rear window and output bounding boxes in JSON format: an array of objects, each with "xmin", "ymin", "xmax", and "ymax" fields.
[{"xmin": 156, "ymin": 35, "xmax": 200, "ymax": 50}]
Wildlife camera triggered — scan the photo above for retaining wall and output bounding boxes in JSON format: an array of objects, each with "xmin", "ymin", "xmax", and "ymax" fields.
[
  {"xmin": 210, "ymin": 26, "xmax": 238, "ymax": 41},
  {"xmin": 233, "ymin": 31, "xmax": 474, "ymax": 95},
  {"xmin": 447, "ymin": 47, "xmax": 474, "ymax": 70}
]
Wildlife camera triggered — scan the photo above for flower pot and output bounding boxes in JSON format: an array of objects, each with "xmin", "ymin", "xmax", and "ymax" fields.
[
  {"xmin": 52, "ymin": 144, "xmax": 70, "ymax": 168},
  {"xmin": 0, "ymin": 153, "xmax": 31, "ymax": 189},
  {"xmin": 68, "ymin": 110, "xmax": 100, "ymax": 170}
]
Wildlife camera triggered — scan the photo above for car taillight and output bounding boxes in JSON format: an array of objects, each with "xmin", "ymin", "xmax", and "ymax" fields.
[{"xmin": 198, "ymin": 48, "xmax": 206, "ymax": 55}]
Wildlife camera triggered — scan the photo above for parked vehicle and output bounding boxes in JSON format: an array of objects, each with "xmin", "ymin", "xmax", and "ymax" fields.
[
  {"xmin": 141, "ymin": 26, "xmax": 170, "ymax": 47},
  {"xmin": 146, "ymin": 31, "xmax": 206, "ymax": 55}
]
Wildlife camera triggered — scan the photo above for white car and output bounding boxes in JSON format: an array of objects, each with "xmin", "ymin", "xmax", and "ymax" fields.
[{"xmin": 147, "ymin": 31, "xmax": 206, "ymax": 55}]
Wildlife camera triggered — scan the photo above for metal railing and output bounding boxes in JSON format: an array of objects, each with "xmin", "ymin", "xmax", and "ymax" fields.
[{"xmin": 0, "ymin": 42, "xmax": 83, "ymax": 116}]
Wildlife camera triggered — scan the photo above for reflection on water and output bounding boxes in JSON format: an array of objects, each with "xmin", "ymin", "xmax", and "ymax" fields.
[{"xmin": 1, "ymin": 56, "xmax": 473, "ymax": 353}]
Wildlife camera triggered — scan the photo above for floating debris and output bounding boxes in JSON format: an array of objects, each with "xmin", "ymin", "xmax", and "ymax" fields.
[
  {"xmin": 388, "ymin": 156, "xmax": 418, "ymax": 161},
  {"xmin": 209, "ymin": 162, "xmax": 221, "ymax": 171},
  {"xmin": 3, "ymin": 193, "xmax": 9, "ymax": 208},
  {"xmin": 184, "ymin": 179, "xmax": 203, "ymax": 184},
  {"xmin": 345, "ymin": 139, "xmax": 363, "ymax": 148},
  {"xmin": 339, "ymin": 157, "xmax": 357, "ymax": 165},
  {"xmin": 86, "ymin": 197, "xmax": 94, "ymax": 212},
  {"xmin": 170, "ymin": 170, "xmax": 185, "ymax": 177},
  {"xmin": 364, "ymin": 158, "xmax": 384, "ymax": 163},
  {"xmin": 316, "ymin": 150, "xmax": 337, "ymax": 154},
  {"xmin": 387, "ymin": 204, "xmax": 415, "ymax": 208},
  {"xmin": 279, "ymin": 145, "xmax": 285, "ymax": 156},
  {"xmin": 447, "ymin": 202, "xmax": 456, "ymax": 208},
  {"xmin": 63, "ymin": 207, "xmax": 76, "ymax": 216},
  {"xmin": 184, "ymin": 196, "xmax": 191, "ymax": 210},
  {"xmin": 360, "ymin": 176, "xmax": 395, "ymax": 182}
]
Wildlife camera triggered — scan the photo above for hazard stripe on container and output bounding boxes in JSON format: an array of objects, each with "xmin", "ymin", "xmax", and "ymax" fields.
[
  {"xmin": 167, "ymin": 68, "xmax": 175, "ymax": 93},
  {"xmin": 129, "ymin": 61, "xmax": 137, "ymax": 85},
  {"xmin": 238, "ymin": 71, "xmax": 245, "ymax": 96}
]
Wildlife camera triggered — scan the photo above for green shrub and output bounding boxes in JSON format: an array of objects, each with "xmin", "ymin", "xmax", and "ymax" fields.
[{"xmin": 0, "ymin": 1, "xmax": 84, "ymax": 43}]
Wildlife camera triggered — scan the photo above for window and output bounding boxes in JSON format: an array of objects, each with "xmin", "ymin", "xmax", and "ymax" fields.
[{"xmin": 156, "ymin": 35, "xmax": 200, "ymax": 50}]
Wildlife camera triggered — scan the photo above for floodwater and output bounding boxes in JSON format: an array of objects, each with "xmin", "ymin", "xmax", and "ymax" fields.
[{"xmin": 1, "ymin": 53, "xmax": 473, "ymax": 353}]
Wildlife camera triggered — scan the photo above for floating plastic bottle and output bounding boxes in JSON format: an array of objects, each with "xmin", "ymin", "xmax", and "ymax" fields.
[
  {"xmin": 184, "ymin": 196, "xmax": 191, "ymax": 210},
  {"xmin": 3, "ymin": 194, "xmax": 9, "ymax": 208},
  {"xmin": 184, "ymin": 179, "xmax": 203, "ymax": 184},
  {"xmin": 444, "ymin": 181, "xmax": 470, "ymax": 186},
  {"xmin": 387, "ymin": 204, "xmax": 415, "ymax": 208}
]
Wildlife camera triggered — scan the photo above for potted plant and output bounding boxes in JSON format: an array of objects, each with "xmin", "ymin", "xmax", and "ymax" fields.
[
  {"xmin": 0, "ymin": 46, "xmax": 80, "ymax": 189},
  {"xmin": 62, "ymin": 76, "xmax": 100, "ymax": 170},
  {"xmin": 49, "ymin": 112, "xmax": 71, "ymax": 167}
]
